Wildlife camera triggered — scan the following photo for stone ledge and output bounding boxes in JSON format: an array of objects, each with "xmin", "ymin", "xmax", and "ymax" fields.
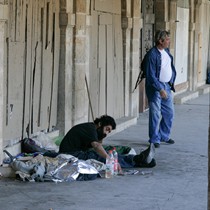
[
  {"xmin": 174, "ymin": 91, "xmax": 199, "ymax": 104},
  {"xmin": 174, "ymin": 84, "xmax": 210, "ymax": 104},
  {"xmin": 110, "ymin": 116, "xmax": 137, "ymax": 136},
  {"xmin": 198, "ymin": 84, "xmax": 210, "ymax": 95},
  {"xmin": 0, "ymin": 165, "xmax": 15, "ymax": 178},
  {"xmin": 0, "ymin": 5, "xmax": 8, "ymax": 20}
]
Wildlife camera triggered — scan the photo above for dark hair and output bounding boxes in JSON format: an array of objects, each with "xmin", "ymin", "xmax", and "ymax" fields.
[
  {"xmin": 94, "ymin": 115, "xmax": 116, "ymax": 130},
  {"xmin": 155, "ymin": 30, "xmax": 170, "ymax": 45}
]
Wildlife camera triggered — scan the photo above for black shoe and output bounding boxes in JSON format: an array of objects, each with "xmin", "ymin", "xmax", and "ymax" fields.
[
  {"xmin": 146, "ymin": 143, "xmax": 155, "ymax": 164},
  {"xmin": 138, "ymin": 158, "xmax": 156, "ymax": 168},
  {"xmin": 165, "ymin": 139, "xmax": 175, "ymax": 144},
  {"xmin": 154, "ymin": 143, "xmax": 160, "ymax": 148},
  {"xmin": 133, "ymin": 144, "xmax": 155, "ymax": 165}
]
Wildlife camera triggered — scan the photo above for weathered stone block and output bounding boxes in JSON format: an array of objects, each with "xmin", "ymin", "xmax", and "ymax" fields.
[
  {"xmin": 68, "ymin": 14, "xmax": 76, "ymax": 26},
  {"xmin": 145, "ymin": 14, "xmax": 155, "ymax": 24},
  {"xmin": 76, "ymin": 0, "xmax": 86, "ymax": 13},
  {"xmin": 74, "ymin": 37, "xmax": 87, "ymax": 63},
  {"xmin": 122, "ymin": 17, "xmax": 133, "ymax": 29},
  {"xmin": 74, "ymin": 65, "xmax": 86, "ymax": 91},
  {"xmin": 0, "ymin": 5, "xmax": 8, "ymax": 20},
  {"xmin": 74, "ymin": 89, "xmax": 88, "ymax": 119}
]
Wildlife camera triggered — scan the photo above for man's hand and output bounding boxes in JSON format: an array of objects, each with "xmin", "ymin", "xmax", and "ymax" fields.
[
  {"xmin": 91, "ymin": 141, "xmax": 109, "ymax": 159},
  {"xmin": 160, "ymin": 89, "xmax": 167, "ymax": 99}
]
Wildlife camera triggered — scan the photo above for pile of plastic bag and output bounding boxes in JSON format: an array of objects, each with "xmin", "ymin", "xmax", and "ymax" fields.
[{"xmin": 4, "ymin": 152, "xmax": 104, "ymax": 182}]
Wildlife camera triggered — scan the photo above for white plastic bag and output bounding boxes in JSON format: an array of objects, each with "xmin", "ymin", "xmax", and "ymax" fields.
[{"xmin": 36, "ymin": 132, "xmax": 59, "ymax": 152}]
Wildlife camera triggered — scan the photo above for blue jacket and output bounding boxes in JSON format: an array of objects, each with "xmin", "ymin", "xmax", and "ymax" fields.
[{"xmin": 143, "ymin": 46, "xmax": 176, "ymax": 92}]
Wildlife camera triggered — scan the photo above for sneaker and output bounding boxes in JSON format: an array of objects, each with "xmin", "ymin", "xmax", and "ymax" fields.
[
  {"xmin": 146, "ymin": 143, "xmax": 155, "ymax": 164},
  {"xmin": 146, "ymin": 158, "xmax": 156, "ymax": 168},
  {"xmin": 165, "ymin": 139, "xmax": 175, "ymax": 144},
  {"xmin": 154, "ymin": 143, "xmax": 160, "ymax": 148},
  {"xmin": 133, "ymin": 144, "xmax": 155, "ymax": 165},
  {"xmin": 139, "ymin": 158, "xmax": 156, "ymax": 168}
]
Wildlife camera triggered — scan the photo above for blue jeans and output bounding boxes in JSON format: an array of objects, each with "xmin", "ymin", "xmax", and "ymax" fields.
[
  {"xmin": 147, "ymin": 83, "xmax": 174, "ymax": 144},
  {"xmin": 69, "ymin": 151, "xmax": 135, "ymax": 168}
]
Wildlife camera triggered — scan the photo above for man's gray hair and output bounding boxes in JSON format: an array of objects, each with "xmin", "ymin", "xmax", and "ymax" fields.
[{"xmin": 155, "ymin": 30, "xmax": 170, "ymax": 45}]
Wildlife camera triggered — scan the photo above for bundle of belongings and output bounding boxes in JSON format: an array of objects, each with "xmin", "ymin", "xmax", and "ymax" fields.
[
  {"xmin": 3, "ymin": 132, "xmax": 136, "ymax": 182},
  {"xmin": 4, "ymin": 150, "xmax": 104, "ymax": 182}
]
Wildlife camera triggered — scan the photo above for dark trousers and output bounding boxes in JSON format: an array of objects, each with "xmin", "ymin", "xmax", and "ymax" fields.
[{"xmin": 69, "ymin": 150, "xmax": 135, "ymax": 168}]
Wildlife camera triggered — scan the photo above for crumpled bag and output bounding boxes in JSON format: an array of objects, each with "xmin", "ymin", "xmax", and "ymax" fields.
[
  {"xmin": 3, "ymin": 149, "xmax": 46, "ymax": 182},
  {"xmin": 85, "ymin": 159, "xmax": 106, "ymax": 171},
  {"xmin": 12, "ymin": 154, "xmax": 100, "ymax": 182},
  {"xmin": 11, "ymin": 160, "xmax": 45, "ymax": 182},
  {"xmin": 50, "ymin": 157, "xmax": 99, "ymax": 182},
  {"xmin": 33, "ymin": 132, "xmax": 59, "ymax": 152}
]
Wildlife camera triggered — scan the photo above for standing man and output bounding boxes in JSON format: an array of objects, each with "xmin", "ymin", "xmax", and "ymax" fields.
[
  {"xmin": 143, "ymin": 30, "xmax": 177, "ymax": 148},
  {"xmin": 59, "ymin": 115, "xmax": 156, "ymax": 168}
]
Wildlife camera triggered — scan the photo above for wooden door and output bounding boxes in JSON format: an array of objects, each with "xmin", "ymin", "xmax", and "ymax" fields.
[
  {"xmin": 4, "ymin": 0, "xmax": 60, "ymax": 140},
  {"xmin": 89, "ymin": 0, "xmax": 124, "ymax": 120},
  {"xmin": 175, "ymin": 7, "xmax": 189, "ymax": 85}
]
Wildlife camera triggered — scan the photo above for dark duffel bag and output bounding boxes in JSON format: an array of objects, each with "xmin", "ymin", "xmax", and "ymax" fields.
[{"xmin": 21, "ymin": 138, "xmax": 48, "ymax": 153}]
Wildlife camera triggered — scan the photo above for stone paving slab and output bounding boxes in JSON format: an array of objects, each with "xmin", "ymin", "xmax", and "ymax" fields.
[{"xmin": 0, "ymin": 93, "xmax": 209, "ymax": 210}]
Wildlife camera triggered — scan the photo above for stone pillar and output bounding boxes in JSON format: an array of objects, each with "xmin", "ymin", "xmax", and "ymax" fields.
[
  {"xmin": 194, "ymin": 0, "xmax": 202, "ymax": 88},
  {"xmin": 72, "ymin": 0, "xmax": 90, "ymax": 125},
  {"xmin": 155, "ymin": 0, "xmax": 170, "ymax": 30},
  {"xmin": 57, "ymin": 0, "xmax": 72, "ymax": 135},
  {"xmin": 188, "ymin": 0, "xmax": 196, "ymax": 91},
  {"xmin": 155, "ymin": 0, "xmax": 177, "ymax": 61},
  {"xmin": 169, "ymin": 0, "xmax": 177, "ymax": 57},
  {"xmin": 122, "ymin": 0, "xmax": 132, "ymax": 116},
  {"xmin": 64, "ymin": 0, "xmax": 75, "ymax": 133},
  {"xmin": 0, "ymin": 4, "xmax": 8, "ymax": 163},
  {"xmin": 196, "ymin": 0, "xmax": 210, "ymax": 84},
  {"xmin": 130, "ymin": 0, "xmax": 141, "ymax": 116},
  {"xmin": 116, "ymin": 0, "xmax": 142, "ymax": 117},
  {"xmin": 58, "ymin": 0, "xmax": 78, "ymax": 135},
  {"xmin": 58, "ymin": 0, "xmax": 90, "ymax": 134}
]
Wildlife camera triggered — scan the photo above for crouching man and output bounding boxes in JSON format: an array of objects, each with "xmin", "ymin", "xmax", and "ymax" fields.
[{"xmin": 59, "ymin": 115, "xmax": 156, "ymax": 169}]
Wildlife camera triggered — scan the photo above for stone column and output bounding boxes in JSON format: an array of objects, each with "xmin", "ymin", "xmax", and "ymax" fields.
[
  {"xmin": 169, "ymin": 0, "xmax": 177, "ymax": 57},
  {"xmin": 154, "ymin": 0, "xmax": 176, "ymax": 58},
  {"xmin": 0, "ymin": 4, "xmax": 8, "ymax": 163},
  {"xmin": 194, "ymin": 0, "xmax": 210, "ymax": 84},
  {"xmin": 58, "ymin": 0, "xmax": 90, "ymax": 134},
  {"xmin": 130, "ymin": 0, "xmax": 141, "ymax": 116},
  {"xmin": 188, "ymin": 0, "xmax": 196, "ymax": 91},
  {"xmin": 194, "ymin": 0, "xmax": 202, "ymax": 88},
  {"xmin": 122, "ymin": 0, "xmax": 133, "ymax": 116},
  {"xmin": 57, "ymin": 0, "xmax": 72, "ymax": 135},
  {"xmin": 64, "ymin": 0, "xmax": 75, "ymax": 133},
  {"xmin": 58, "ymin": 0, "xmax": 77, "ymax": 135},
  {"xmin": 71, "ymin": 0, "xmax": 90, "ymax": 125},
  {"xmin": 155, "ymin": 0, "xmax": 177, "ymax": 66},
  {"xmin": 155, "ymin": 0, "xmax": 170, "ymax": 30}
]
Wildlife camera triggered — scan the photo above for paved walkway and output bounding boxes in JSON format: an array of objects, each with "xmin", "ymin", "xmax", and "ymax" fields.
[{"xmin": 0, "ymin": 93, "xmax": 209, "ymax": 210}]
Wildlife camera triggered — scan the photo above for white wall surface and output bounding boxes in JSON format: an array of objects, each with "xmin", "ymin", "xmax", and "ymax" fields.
[{"xmin": 175, "ymin": 7, "xmax": 189, "ymax": 85}]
